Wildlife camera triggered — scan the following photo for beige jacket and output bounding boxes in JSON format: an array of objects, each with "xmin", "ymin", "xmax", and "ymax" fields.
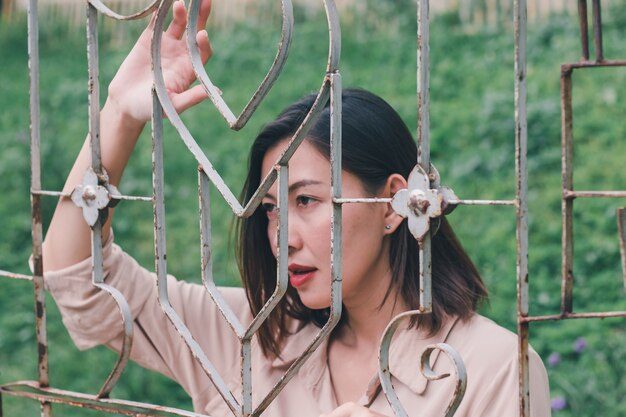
[{"xmin": 44, "ymin": 235, "xmax": 551, "ymax": 416}]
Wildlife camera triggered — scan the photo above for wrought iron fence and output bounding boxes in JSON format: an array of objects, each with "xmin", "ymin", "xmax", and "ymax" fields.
[{"xmin": 0, "ymin": 0, "xmax": 625, "ymax": 416}]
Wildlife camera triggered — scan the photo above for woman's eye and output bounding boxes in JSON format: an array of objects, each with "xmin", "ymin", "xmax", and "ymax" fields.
[
  {"xmin": 296, "ymin": 196, "xmax": 316, "ymax": 207},
  {"xmin": 262, "ymin": 202, "xmax": 278, "ymax": 219}
]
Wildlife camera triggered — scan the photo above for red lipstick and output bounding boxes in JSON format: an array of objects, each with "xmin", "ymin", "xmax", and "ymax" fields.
[{"xmin": 288, "ymin": 264, "xmax": 317, "ymax": 288}]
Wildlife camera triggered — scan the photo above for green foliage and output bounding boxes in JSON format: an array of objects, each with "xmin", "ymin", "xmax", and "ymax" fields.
[{"xmin": 1, "ymin": 4, "xmax": 626, "ymax": 416}]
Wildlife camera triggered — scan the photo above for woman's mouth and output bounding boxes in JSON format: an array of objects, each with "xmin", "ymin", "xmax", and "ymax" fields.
[{"xmin": 288, "ymin": 264, "xmax": 317, "ymax": 288}]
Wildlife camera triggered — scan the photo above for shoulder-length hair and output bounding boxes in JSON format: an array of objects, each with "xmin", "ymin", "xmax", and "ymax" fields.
[{"xmin": 237, "ymin": 88, "xmax": 488, "ymax": 359}]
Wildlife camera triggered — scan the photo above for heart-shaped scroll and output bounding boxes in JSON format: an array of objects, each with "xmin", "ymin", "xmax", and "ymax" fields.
[
  {"xmin": 378, "ymin": 310, "xmax": 467, "ymax": 417},
  {"xmin": 150, "ymin": 0, "xmax": 342, "ymax": 413},
  {"xmin": 152, "ymin": 0, "xmax": 339, "ymax": 218},
  {"xmin": 186, "ymin": 0, "xmax": 294, "ymax": 130},
  {"xmin": 88, "ymin": 0, "xmax": 159, "ymax": 20}
]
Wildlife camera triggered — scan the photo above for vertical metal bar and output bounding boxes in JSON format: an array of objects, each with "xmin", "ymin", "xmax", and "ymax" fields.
[
  {"xmin": 330, "ymin": 74, "xmax": 342, "ymax": 323},
  {"xmin": 87, "ymin": 3, "xmax": 101, "ymax": 174},
  {"xmin": 276, "ymin": 164, "xmax": 289, "ymax": 315},
  {"xmin": 86, "ymin": 3, "xmax": 106, "ymax": 286},
  {"xmin": 591, "ymin": 0, "xmax": 603, "ymax": 62},
  {"xmin": 241, "ymin": 340, "xmax": 252, "ymax": 417},
  {"xmin": 416, "ymin": 0, "xmax": 432, "ymax": 312},
  {"xmin": 242, "ymin": 165, "xmax": 288, "ymax": 416},
  {"xmin": 151, "ymin": 89, "xmax": 169, "ymax": 326},
  {"xmin": 560, "ymin": 67, "xmax": 574, "ymax": 314},
  {"xmin": 416, "ymin": 0, "xmax": 430, "ymax": 170},
  {"xmin": 618, "ymin": 208, "xmax": 626, "ymax": 290},
  {"xmin": 514, "ymin": 0, "xmax": 530, "ymax": 415},
  {"xmin": 199, "ymin": 170, "xmax": 213, "ymax": 292},
  {"xmin": 418, "ymin": 243, "xmax": 432, "ymax": 312},
  {"xmin": 241, "ymin": 165, "xmax": 290, "ymax": 339},
  {"xmin": 27, "ymin": 0, "xmax": 51, "ymax": 415},
  {"xmin": 577, "ymin": 0, "xmax": 589, "ymax": 60}
]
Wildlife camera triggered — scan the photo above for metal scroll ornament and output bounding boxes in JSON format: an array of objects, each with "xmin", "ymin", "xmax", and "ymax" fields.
[
  {"xmin": 391, "ymin": 165, "xmax": 458, "ymax": 241},
  {"xmin": 378, "ymin": 311, "xmax": 467, "ymax": 417}
]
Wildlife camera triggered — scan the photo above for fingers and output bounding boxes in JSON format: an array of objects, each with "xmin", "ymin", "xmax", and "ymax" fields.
[
  {"xmin": 196, "ymin": 29, "xmax": 213, "ymax": 63},
  {"xmin": 165, "ymin": 0, "xmax": 187, "ymax": 39},
  {"xmin": 170, "ymin": 84, "xmax": 209, "ymax": 114}
]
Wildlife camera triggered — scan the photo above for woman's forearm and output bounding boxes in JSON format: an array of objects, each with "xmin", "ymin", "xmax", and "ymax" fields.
[{"xmin": 42, "ymin": 101, "xmax": 145, "ymax": 271}]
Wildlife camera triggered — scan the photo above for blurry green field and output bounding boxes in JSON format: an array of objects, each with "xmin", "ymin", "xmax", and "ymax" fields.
[{"xmin": 1, "ymin": 3, "xmax": 626, "ymax": 416}]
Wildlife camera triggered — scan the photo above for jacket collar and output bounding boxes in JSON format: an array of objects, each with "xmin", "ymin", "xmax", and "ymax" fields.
[{"xmin": 269, "ymin": 315, "xmax": 460, "ymax": 396}]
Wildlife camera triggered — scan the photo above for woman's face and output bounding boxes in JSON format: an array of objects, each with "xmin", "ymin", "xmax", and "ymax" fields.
[{"xmin": 260, "ymin": 139, "xmax": 394, "ymax": 310}]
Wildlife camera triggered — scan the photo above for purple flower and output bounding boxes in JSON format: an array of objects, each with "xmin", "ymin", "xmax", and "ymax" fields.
[
  {"xmin": 551, "ymin": 396, "xmax": 567, "ymax": 411},
  {"xmin": 547, "ymin": 352, "xmax": 561, "ymax": 367},
  {"xmin": 573, "ymin": 337, "xmax": 588, "ymax": 353}
]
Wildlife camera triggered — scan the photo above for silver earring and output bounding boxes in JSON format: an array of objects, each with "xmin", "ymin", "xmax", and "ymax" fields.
[{"xmin": 385, "ymin": 225, "xmax": 392, "ymax": 230}]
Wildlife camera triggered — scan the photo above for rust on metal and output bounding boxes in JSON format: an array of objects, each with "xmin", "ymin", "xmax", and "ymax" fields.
[
  {"xmin": 522, "ymin": 310, "xmax": 626, "ymax": 323},
  {"xmin": 5, "ymin": 0, "xmax": 626, "ymax": 415},
  {"xmin": 560, "ymin": 66, "xmax": 574, "ymax": 315},
  {"xmin": 565, "ymin": 190, "xmax": 626, "ymax": 199},
  {"xmin": 378, "ymin": 311, "xmax": 467, "ymax": 417},
  {"xmin": 0, "ymin": 270, "xmax": 32, "ymax": 281},
  {"xmin": 564, "ymin": 59, "xmax": 626, "ymax": 70},
  {"xmin": 514, "ymin": 0, "xmax": 531, "ymax": 415},
  {"xmin": 517, "ymin": 320, "xmax": 530, "ymax": 417},
  {"xmin": 0, "ymin": 381, "xmax": 206, "ymax": 417},
  {"xmin": 617, "ymin": 208, "xmax": 626, "ymax": 289},
  {"xmin": 420, "ymin": 344, "xmax": 467, "ymax": 417}
]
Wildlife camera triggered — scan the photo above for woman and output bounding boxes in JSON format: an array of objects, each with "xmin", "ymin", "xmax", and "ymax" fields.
[{"xmin": 42, "ymin": 1, "xmax": 550, "ymax": 416}]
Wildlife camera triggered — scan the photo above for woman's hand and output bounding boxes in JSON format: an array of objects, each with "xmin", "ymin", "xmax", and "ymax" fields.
[
  {"xmin": 43, "ymin": 0, "xmax": 213, "ymax": 271},
  {"xmin": 106, "ymin": 0, "xmax": 213, "ymax": 125},
  {"xmin": 320, "ymin": 403, "xmax": 388, "ymax": 417}
]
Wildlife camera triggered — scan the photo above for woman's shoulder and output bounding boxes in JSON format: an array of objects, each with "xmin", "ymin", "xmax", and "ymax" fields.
[{"xmin": 449, "ymin": 313, "xmax": 543, "ymax": 370}]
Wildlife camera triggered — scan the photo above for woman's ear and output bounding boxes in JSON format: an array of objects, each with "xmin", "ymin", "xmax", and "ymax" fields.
[{"xmin": 382, "ymin": 174, "xmax": 407, "ymax": 234}]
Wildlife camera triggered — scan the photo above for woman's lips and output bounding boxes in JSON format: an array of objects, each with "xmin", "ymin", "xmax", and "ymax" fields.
[{"xmin": 288, "ymin": 264, "xmax": 317, "ymax": 288}]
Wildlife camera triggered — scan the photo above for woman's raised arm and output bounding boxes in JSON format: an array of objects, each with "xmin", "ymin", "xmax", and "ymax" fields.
[{"xmin": 43, "ymin": 0, "xmax": 213, "ymax": 271}]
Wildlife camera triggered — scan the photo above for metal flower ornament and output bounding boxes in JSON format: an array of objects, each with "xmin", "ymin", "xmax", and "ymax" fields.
[
  {"xmin": 71, "ymin": 167, "xmax": 120, "ymax": 227},
  {"xmin": 391, "ymin": 164, "xmax": 459, "ymax": 241}
]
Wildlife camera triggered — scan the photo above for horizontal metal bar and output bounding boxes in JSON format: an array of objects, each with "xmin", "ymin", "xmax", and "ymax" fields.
[
  {"xmin": 30, "ymin": 190, "xmax": 70, "ymax": 197},
  {"xmin": 30, "ymin": 189, "xmax": 153, "ymax": 202},
  {"xmin": 333, "ymin": 197, "xmax": 392, "ymax": 204},
  {"xmin": 108, "ymin": 194, "xmax": 153, "ymax": 202},
  {"xmin": 449, "ymin": 199, "xmax": 516, "ymax": 206},
  {"xmin": 563, "ymin": 60, "xmax": 626, "ymax": 70},
  {"xmin": 0, "ymin": 270, "xmax": 32, "ymax": 281},
  {"xmin": 565, "ymin": 190, "xmax": 626, "ymax": 199},
  {"xmin": 521, "ymin": 311, "xmax": 626, "ymax": 323},
  {"xmin": 0, "ymin": 381, "xmax": 206, "ymax": 417},
  {"xmin": 333, "ymin": 198, "xmax": 516, "ymax": 206}
]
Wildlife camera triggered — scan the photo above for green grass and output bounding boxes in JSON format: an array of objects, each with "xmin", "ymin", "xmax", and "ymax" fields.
[{"xmin": 1, "ymin": 4, "xmax": 626, "ymax": 416}]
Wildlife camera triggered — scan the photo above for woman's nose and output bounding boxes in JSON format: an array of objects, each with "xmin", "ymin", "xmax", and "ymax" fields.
[{"xmin": 287, "ymin": 216, "xmax": 304, "ymax": 254}]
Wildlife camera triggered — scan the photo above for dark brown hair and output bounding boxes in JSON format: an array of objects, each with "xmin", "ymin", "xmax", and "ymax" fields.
[{"xmin": 237, "ymin": 88, "xmax": 488, "ymax": 358}]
